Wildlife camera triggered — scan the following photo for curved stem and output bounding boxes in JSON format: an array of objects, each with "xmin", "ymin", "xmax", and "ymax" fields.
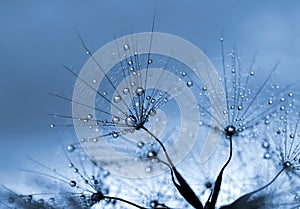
[
  {"xmin": 103, "ymin": 196, "xmax": 147, "ymax": 209},
  {"xmin": 141, "ymin": 126, "xmax": 175, "ymax": 167},
  {"xmin": 141, "ymin": 126, "xmax": 203, "ymax": 209},
  {"xmin": 220, "ymin": 168, "xmax": 285, "ymax": 208},
  {"xmin": 205, "ymin": 136, "xmax": 233, "ymax": 209}
]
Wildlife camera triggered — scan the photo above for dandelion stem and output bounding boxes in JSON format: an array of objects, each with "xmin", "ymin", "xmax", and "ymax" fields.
[
  {"xmin": 103, "ymin": 196, "xmax": 147, "ymax": 209},
  {"xmin": 205, "ymin": 136, "xmax": 233, "ymax": 209},
  {"xmin": 219, "ymin": 168, "xmax": 285, "ymax": 208},
  {"xmin": 141, "ymin": 126, "xmax": 203, "ymax": 209}
]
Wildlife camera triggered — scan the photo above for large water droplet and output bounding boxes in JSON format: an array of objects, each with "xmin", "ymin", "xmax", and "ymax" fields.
[
  {"xmin": 123, "ymin": 87, "xmax": 130, "ymax": 95},
  {"xmin": 126, "ymin": 115, "xmax": 137, "ymax": 126},
  {"xmin": 112, "ymin": 116, "xmax": 120, "ymax": 124},
  {"xmin": 136, "ymin": 87, "xmax": 144, "ymax": 96},
  {"xmin": 114, "ymin": 95, "xmax": 122, "ymax": 103}
]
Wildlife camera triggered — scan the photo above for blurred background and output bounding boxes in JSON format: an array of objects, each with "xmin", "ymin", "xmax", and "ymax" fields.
[{"xmin": 0, "ymin": 0, "xmax": 300, "ymax": 186}]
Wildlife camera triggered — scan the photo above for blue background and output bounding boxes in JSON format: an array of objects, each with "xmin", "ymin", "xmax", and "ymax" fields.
[{"xmin": 0, "ymin": 0, "xmax": 300, "ymax": 185}]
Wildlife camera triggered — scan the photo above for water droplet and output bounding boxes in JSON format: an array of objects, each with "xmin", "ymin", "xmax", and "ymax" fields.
[
  {"xmin": 145, "ymin": 166, "xmax": 152, "ymax": 173},
  {"xmin": 131, "ymin": 82, "xmax": 135, "ymax": 86},
  {"xmin": 112, "ymin": 116, "xmax": 120, "ymax": 124},
  {"xmin": 149, "ymin": 109, "xmax": 156, "ymax": 116},
  {"xmin": 264, "ymin": 152, "xmax": 271, "ymax": 159},
  {"xmin": 113, "ymin": 95, "xmax": 122, "ymax": 103},
  {"xmin": 181, "ymin": 71, "xmax": 187, "ymax": 76},
  {"xmin": 126, "ymin": 115, "xmax": 137, "ymax": 126},
  {"xmin": 237, "ymin": 105, "xmax": 243, "ymax": 110},
  {"xmin": 187, "ymin": 81, "xmax": 193, "ymax": 87},
  {"xmin": 290, "ymin": 134, "xmax": 294, "ymax": 138},
  {"xmin": 250, "ymin": 72, "xmax": 255, "ymax": 76},
  {"xmin": 67, "ymin": 145, "xmax": 75, "ymax": 152},
  {"xmin": 92, "ymin": 79, "xmax": 97, "ymax": 83},
  {"xmin": 8, "ymin": 197, "xmax": 14, "ymax": 203},
  {"xmin": 69, "ymin": 180, "xmax": 77, "ymax": 187},
  {"xmin": 38, "ymin": 199, "xmax": 44, "ymax": 204},
  {"xmin": 202, "ymin": 86, "xmax": 207, "ymax": 91},
  {"xmin": 220, "ymin": 37, "xmax": 224, "ymax": 41},
  {"xmin": 288, "ymin": 92, "xmax": 293, "ymax": 97},
  {"xmin": 123, "ymin": 44, "xmax": 130, "ymax": 51},
  {"xmin": 262, "ymin": 140, "xmax": 269, "ymax": 149},
  {"xmin": 137, "ymin": 141, "xmax": 144, "ymax": 148},
  {"xmin": 280, "ymin": 97, "xmax": 285, "ymax": 102},
  {"xmin": 136, "ymin": 87, "xmax": 144, "ymax": 96},
  {"xmin": 147, "ymin": 151, "xmax": 157, "ymax": 158},
  {"xmin": 112, "ymin": 132, "xmax": 119, "ymax": 138},
  {"xmin": 268, "ymin": 100, "xmax": 273, "ymax": 105},
  {"xmin": 123, "ymin": 87, "xmax": 130, "ymax": 95},
  {"xmin": 50, "ymin": 124, "xmax": 55, "ymax": 128},
  {"xmin": 148, "ymin": 59, "xmax": 153, "ymax": 64},
  {"xmin": 87, "ymin": 114, "xmax": 93, "ymax": 119},
  {"xmin": 68, "ymin": 163, "xmax": 73, "ymax": 168},
  {"xmin": 280, "ymin": 106, "xmax": 285, "ymax": 110}
]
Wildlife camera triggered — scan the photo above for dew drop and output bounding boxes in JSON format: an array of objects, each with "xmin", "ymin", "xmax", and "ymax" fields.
[
  {"xmin": 202, "ymin": 86, "xmax": 207, "ymax": 91},
  {"xmin": 123, "ymin": 87, "xmax": 130, "ymax": 95},
  {"xmin": 67, "ymin": 145, "xmax": 75, "ymax": 152},
  {"xmin": 237, "ymin": 105, "xmax": 243, "ymax": 110},
  {"xmin": 113, "ymin": 95, "xmax": 122, "ymax": 103},
  {"xmin": 264, "ymin": 152, "xmax": 271, "ymax": 159},
  {"xmin": 220, "ymin": 37, "xmax": 224, "ymax": 41},
  {"xmin": 149, "ymin": 109, "xmax": 156, "ymax": 116},
  {"xmin": 136, "ymin": 87, "xmax": 144, "ymax": 96},
  {"xmin": 280, "ymin": 106, "xmax": 285, "ymax": 110},
  {"xmin": 147, "ymin": 151, "xmax": 157, "ymax": 158},
  {"xmin": 112, "ymin": 132, "xmax": 119, "ymax": 138},
  {"xmin": 137, "ymin": 141, "xmax": 144, "ymax": 148},
  {"xmin": 145, "ymin": 166, "xmax": 152, "ymax": 173},
  {"xmin": 262, "ymin": 140, "xmax": 269, "ymax": 149},
  {"xmin": 69, "ymin": 180, "xmax": 77, "ymax": 187},
  {"xmin": 8, "ymin": 197, "xmax": 14, "ymax": 203},
  {"xmin": 126, "ymin": 115, "xmax": 137, "ymax": 126},
  {"xmin": 181, "ymin": 71, "xmax": 187, "ymax": 76},
  {"xmin": 112, "ymin": 116, "xmax": 120, "ymax": 124},
  {"xmin": 280, "ymin": 97, "xmax": 285, "ymax": 102},
  {"xmin": 92, "ymin": 79, "xmax": 97, "ymax": 83},
  {"xmin": 250, "ymin": 71, "xmax": 255, "ymax": 76},
  {"xmin": 87, "ymin": 114, "xmax": 93, "ymax": 119},
  {"xmin": 288, "ymin": 92, "xmax": 293, "ymax": 97},
  {"xmin": 50, "ymin": 124, "xmax": 55, "ymax": 128},
  {"xmin": 187, "ymin": 81, "xmax": 193, "ymax": 87},
  {"xmin": 290, "ymin": 134, "xmax": 295, "ymax": 138},
  {"xmin": 38, "ymin": 199, "xmax": 44, "ymax": 204},
  {"xmin": 148, "ymin": 59, "xmax": 153, "ymax": 64},
  {"xmin": 123, "ymin": 44, "xmax": 130, "ymax": 51},
  {"xmin": 268, "ymin": 100, "xmax": 273, "ymax": 105}
]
